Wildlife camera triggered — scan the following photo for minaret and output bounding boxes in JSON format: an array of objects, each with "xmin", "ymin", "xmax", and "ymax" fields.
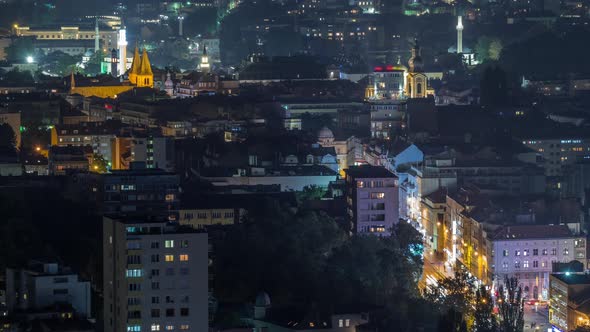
[
  {"xmin": 200, "ymin": 46, "xmax": 210, "ymax": 73},
  {"xmin": 117, "ymin": 28, "xmax": 128, "ymax": 76},
  {"xmin": 456, "ymin": 15, "xmax": 463, "ymax": 54},
  {"xmin": 94, "ymin": 18, "xmax": 100, "ymax": 53},
  {"xmin": 178, "ymin": 15, "xmax": 185, "ymax": 36}
]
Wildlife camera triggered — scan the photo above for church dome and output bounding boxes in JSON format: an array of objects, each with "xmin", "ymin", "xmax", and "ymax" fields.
[
  {"xmin": 255, "ymin": 292, "xmax": 271, "ymax": 307},
  {"xmin": 317, "ymin": 126, "xmax": 334, "ymax": 140}
]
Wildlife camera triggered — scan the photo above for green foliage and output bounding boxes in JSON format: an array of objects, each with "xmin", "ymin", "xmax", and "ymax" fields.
[
  {"xmin": 475, "ymin": 37, "xmax": 502, "ymax": 62},
  {"xmin": 90, "ymin": 153, "xmax": 108, "ymax": 173},
  {"xmin": 480, "ymin": 66, "xmax": 508, "ymax": 108},
  {"xmin": 474, "ymin": 285, "xmax": 498, "ymax": 332},
  {"xmin": 296, "ymin": 185, "xmax": 327, "ymax": 202},
  {"xmin": 438, "ymin": 308, "xmax": 469, "ymax": 332},
  {"xmin": 211, "ymin": 198, "xmax": 347, "ymax": 305},
  {"xmin": 211, "ymin": 198, "xmax": 426, "ymax": 327},
  {"xmin": 475, "ymin": 37, "xmax": 491, "ymax": 62},
  {"xmin": 5, "ymin": 37, "xmax": 35, "ymax": 63},
  {"xmin": 2, "ymin": 68, "xmax": 34, "ymax": 84},
  {"xmin": 489, "ymin": 39, "xmax": 503, "ymax": 61},
  {"xmin": 83, "ymin": 50, "xmax": 105, "ymax": 76},
  {"xmin": 497, "ymin": 276, "xmax": 524, "ymax": 332},
  {"xmin": 0, "ymin": 123, "xmax": 17, "ymax": 151},
  {"xmin": 424, "ymin": 266, "xmax": 477, "ymax": 327},
  {"xmin": 44, "ymin": 51, "xmax": 79, "ymax": 76}
]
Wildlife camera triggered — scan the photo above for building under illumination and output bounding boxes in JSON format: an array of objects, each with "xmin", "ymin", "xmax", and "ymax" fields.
[
  {"xmin": 103, "ymin": 216, "xmax": 208, "ymax": 332},
  {"xmin": 492, "ymin": 224, "xmax": 586, "ymax": 301},
  {"xmin": 549, "ymin": 273, "xmax": 590, "ymax": 332},
  {"xmin": 345, "ymin": 165, "xmax": 399, "ymax": 235}
]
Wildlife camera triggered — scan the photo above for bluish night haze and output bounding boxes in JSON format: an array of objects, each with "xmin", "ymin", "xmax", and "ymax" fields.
[{"xmin": 0, "ymin": 0, "xmax": 589, "ymax": 331}]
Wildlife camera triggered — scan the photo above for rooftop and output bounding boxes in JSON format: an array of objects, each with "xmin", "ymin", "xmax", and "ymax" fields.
[
  {"xmin": 345, "ymin": 165, "xmax": 396, "ymax": 179},
  {"xmin": 492, "ymin": 224, "xmax": 574, "ymax": 240},
  {"xmin": 552, "ymin": 273, "xmax": 590, "ymax": 285}
]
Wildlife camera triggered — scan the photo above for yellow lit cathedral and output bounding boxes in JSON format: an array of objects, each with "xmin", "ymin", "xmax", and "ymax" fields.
[{"xmin": 70, "ymin": 47, "xmax": 154, "ymax": 98}]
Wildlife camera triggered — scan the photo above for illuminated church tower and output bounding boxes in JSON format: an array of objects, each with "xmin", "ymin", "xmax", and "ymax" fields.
[
  {"xmin": 200, "ymin": 46, "xmax": 210, "ymax": 73},
  {"xmin": 128, "ymin": 47, "xmax": 153, "ymax": 88},
  {"xmin": 405, "ymin": 39, "xmax": 428, "ymax": 98},
  {"xmin": 137, "ymin": 49, "xmax": 153, "ymax": 87}
]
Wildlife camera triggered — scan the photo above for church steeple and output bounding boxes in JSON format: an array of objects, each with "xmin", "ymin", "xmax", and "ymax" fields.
[
  {"xmin": 408, "ymin": 38, "xmax": 424, "ymax": 73},
  {"xmin": 139, "ymin": 49, "xmax": 153, "ymax": 76},
  {"xmin": 128, "ymin": 46, "xmax": 141, "ymax": 85},
  {"xmin": 200, "ymin": 46, "xmax": 210, "ymax": 73},
  {"xmin": 134, "ymin": 48, "xmax": 153, "ymax": 88}
]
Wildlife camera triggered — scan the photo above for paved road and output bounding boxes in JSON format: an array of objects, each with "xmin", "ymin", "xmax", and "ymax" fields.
[{"xmin": 523, "ymin": 302, "xmax": 550, "ymax": 332}]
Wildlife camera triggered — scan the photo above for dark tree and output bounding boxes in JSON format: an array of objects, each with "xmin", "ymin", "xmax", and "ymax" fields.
[
  {"xmin": 438, "ymin": 308, "xmax": 468, "ymax": 332},
  {"xmin": 424, "ymin": 266, "xmax": 477, "ymax": 321},
  {"xmin": 0, "ymin": 123, "xmax": 17, "ymax": 151},
  {"xmin": 480, "ymin": 65, "xmax": 507, "ymax": 108},
  {"xmin": 498, "ymin": 276, "xmax": 524, "ymax": 332},
  {"xmin": 474, "ymin": 285, "xmax": 498, "ymax": 332}
]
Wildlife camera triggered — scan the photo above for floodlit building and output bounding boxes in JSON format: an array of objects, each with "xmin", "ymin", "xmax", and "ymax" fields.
[
  {"xmin": 345, "ymin": 165, "xmax": 399, "ymax": 235},
  {"xmin": 492, "ymin": 225, "xmax": 586, "ymax": 300}
]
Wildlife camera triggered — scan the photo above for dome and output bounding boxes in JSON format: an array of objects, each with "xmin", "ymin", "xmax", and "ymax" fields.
[
  {"xmin": 255, "ymin": 292, "xmax": 271, "ymax": 307},
  {"xmin": 317, "ymin": 126, "xmax": 334, "ymax": 140}
]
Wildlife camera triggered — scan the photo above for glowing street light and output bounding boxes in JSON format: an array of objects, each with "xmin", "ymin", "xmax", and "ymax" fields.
[{"xmin": 26, "ymin": 56, "xmax": 34, "ymax": 64}]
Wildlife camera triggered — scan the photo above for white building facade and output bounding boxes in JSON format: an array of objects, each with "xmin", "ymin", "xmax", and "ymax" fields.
[{"xmin": 491, "ymin": 225, "xmax": 586, "ymax": 300}]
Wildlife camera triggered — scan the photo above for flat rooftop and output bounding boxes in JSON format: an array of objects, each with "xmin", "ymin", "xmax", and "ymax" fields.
[
  {"xmin": 345, "ymin": 165, "xmax": 396, "ymax": 179},
  {"xmin": 492, "ymin": 224, "xmax": 574, "ymax": 240}
]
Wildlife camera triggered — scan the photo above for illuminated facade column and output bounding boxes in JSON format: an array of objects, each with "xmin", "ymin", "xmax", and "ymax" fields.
[
  {"xmin": 117, "ymin": 29, "xmax": 128, "ymax": 76},
  {"xmin": 456, "ymin": 16, "xmax": 463, "ymax": 54}
]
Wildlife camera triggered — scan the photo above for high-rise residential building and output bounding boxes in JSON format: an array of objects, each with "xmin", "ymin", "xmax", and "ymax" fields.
[
  {"xmin": 345, "ymin": 165, "xmax": 399, "ymax": 235},
  {"xmin": 103, "ymin": 216, "xmax": 208, "ymax": 332}
]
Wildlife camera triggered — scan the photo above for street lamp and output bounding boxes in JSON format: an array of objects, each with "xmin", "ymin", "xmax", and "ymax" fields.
[{"xmin": 26, "ymin": 56, "xmax": 34, "ymax": 64}]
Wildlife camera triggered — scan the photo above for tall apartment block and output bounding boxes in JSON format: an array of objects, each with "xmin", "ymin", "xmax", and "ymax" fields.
[
  {"xmin": 345, "ymin": 165, "xmax": 399, "ymax": 235},
  {"xmin": 103, "ymin": 216, "xmax": 208, "ymax": 332}
]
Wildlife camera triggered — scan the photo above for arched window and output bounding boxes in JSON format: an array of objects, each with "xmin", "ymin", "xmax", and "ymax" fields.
[{"xmin": 417, "ymin": 83, "xmax": 422, "ymax": 95}]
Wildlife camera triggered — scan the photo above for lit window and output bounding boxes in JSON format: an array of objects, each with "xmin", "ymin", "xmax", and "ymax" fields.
[
  {"xmin": 127, "ymin": 325, "xmax": 141, "ymax": 332},
  {"xmin": 370, "ymin": 192, "xmax": 385, "ymax": 199},
  {"xmin": 345, "ymin": 319, "xmax": 350, "ymax": 327},
  {"xmin": 180, "ymin": 325, "xmax": 189, "ymax": 330},
  {"xmin": 165, "ymin": 326, "xmax": 174, "ymax": 331},
  {"xmin": 125, "ymin": 269, "xmax": 143, "ymax": 277},
  {"xmin": 523, "ymin": 261, "xmax": 529, "ymax": 268},
  {"xmin": 165, "ymin": 255, "xmax": 174, "ymax": 262},
  {"xmin": 180, "ymin": 254, "xmax": 189, "ymax": 261},
  {"xmin": 564, "ymin": 248, "xmax": 569, "ymax": 255},
  {"xmin": 165, "ymin": 240, "xmax": 174, "ymax": 248},
  {"xmin": 151, "ymin": 324, "xmax": 160, "ymax": 331}
]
